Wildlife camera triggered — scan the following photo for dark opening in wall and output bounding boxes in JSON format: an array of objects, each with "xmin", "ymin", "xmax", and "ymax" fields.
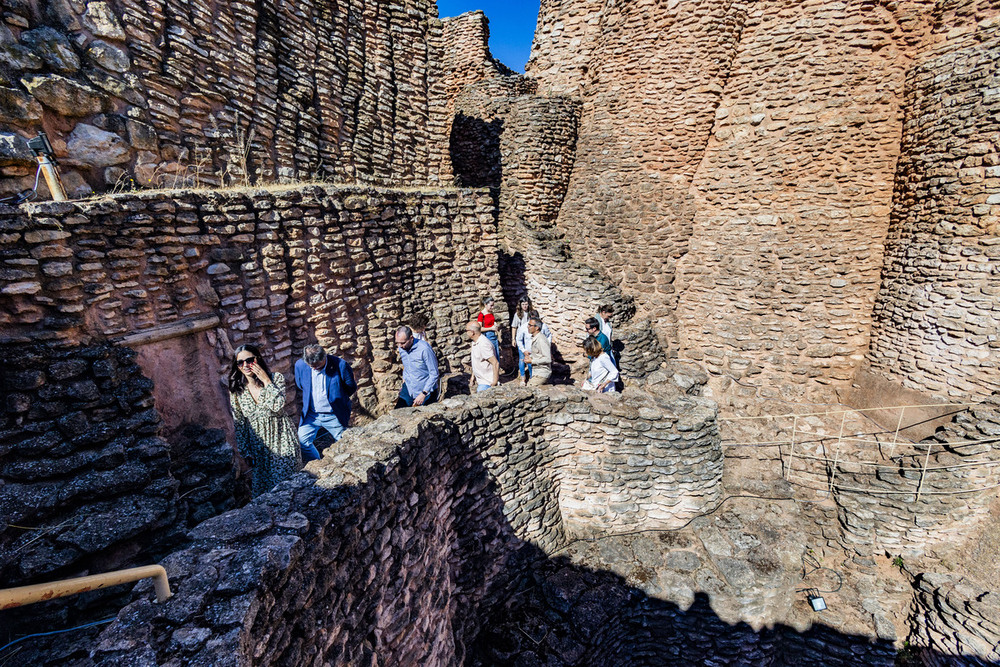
[{"xmin": 450, "ymin": 113, "xmax": 504, "ymax": 188}]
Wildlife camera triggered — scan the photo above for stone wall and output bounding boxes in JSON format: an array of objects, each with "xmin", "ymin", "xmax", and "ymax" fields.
[
  {"xmin": 909, "ymin": 572, "xmax": 1000, "ymax": 666},
  {"xmin": 0, "ymin": 0, "xmax": 450, "ymax": 197},
  {"xmin": 494, "ymin": 94, "xmax": 633, "ymax": 358},
  {"xmin": 451, "ymin": 76, "xmax": 667, "ymax": 370},
  {"xmin": 554, "ymin": 389, "xmax": 722, "ymax": 537},
  {"xmin": 675, "ymin": 0, "xmax": 934, "ymax": 400},
  {"xmin": 527, "ymin": 0, "xmax": 751, "ymax": 353},
  {"xmin": 525, "ymin": 0, "xmax": 1000, "ymax": 404},
  {"xmin": 0, "ymin": 185, "xmax": 505, "ymax": 428},
  {"xmin": 865, "ymin": 15, "xmax": 1000, "ymax": 401},
  {"xmin": 0, "ymin": 341, "xmax": 240, "ymax": 647},
  {"xmin": 525, "ymin": 0, "xmax": 606, "ymax": 98},
  {"xmin": 84, "ymin": 385, "xmax": 722, "ymax": 666},
  {"xmin": 834, "ymin": 393, "xmax": 1000, "ymax": 557},
  {"xmin": 435, "ymin": 12, "xmax": 650, "ymax": 365},
  {"xmin": 436, "ymin": 10, "xmax": 517, "ymax": 182}
]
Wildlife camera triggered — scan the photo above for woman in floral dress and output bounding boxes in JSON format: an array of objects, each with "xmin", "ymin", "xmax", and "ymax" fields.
[{"xmin": 228, "ymin": 344, "xmax": 302, "ymax": 497}]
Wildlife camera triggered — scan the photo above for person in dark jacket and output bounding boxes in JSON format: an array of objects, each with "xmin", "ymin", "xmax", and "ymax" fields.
[{"xmin": 294, "ymin": 344, "xmax": 356, "ymax": 461}]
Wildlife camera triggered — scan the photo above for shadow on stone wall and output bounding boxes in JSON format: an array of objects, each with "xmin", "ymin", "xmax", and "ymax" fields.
[
  {"xmin": 2, "ymin": 390, "xmax": 904, "ymax": 665},
  {"xmin": 468, "ymin": 558, "xmax": 899, "ymax": 667},
  {"xmin": 0, "ymin": 342, "xmax": 247, "ymax": 657},
  {"xmin": 2, "ymin": 386, "xmax": 994, "ymax": 666},
  {"xmin": 450, "ymin": 113, "xmax": 503, "ymax": 188}
]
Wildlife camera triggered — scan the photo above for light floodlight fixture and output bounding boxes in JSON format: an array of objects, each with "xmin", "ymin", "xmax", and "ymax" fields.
[
  {"xmin": 26, "ymin": 131, "xmax": 67, "ymax": 201},
  {"xmin": 806, "ymin": 588, "xmax": 827, "ymax": 612}
]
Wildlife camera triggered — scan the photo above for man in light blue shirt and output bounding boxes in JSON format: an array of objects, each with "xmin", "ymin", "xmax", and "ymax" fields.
[{"xmin": 394, "ymin": 325, "xmax": 439, "ymax": 408}]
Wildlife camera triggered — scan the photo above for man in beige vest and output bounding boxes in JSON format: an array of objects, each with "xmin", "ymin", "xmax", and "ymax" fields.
[{"xmin": 523, "ymin": 317, "xmax": 552, "ymax": 386}]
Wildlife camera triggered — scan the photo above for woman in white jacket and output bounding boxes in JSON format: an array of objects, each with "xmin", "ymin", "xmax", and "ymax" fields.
[{"xmin": 582, "ymin": 335, "xmax": 619, "ymax": 393}]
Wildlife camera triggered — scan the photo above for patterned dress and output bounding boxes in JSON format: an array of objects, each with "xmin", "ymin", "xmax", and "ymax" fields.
[{"xmin": 230, "ymin": 372, "xmax": 302, "ymax": 498}]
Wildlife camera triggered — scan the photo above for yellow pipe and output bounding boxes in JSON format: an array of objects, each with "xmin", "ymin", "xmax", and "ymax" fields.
[{"xmin": 0, "ymin": 565, "xmax": 172, "ymax": 610}]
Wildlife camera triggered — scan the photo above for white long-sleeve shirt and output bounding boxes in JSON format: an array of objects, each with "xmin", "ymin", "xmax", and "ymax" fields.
[
  {"xmin": 597, "ymin": 314, "xmax": 612, "ymax": 342},
  {"xmin": 589, "ymin": 353, "xmax": 619, "ymax": 392}
]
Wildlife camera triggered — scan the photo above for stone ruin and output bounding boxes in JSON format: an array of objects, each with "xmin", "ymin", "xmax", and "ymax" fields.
[{"xmin": 0, "ymin": 0, "xmax": 999, "ymax": 665}]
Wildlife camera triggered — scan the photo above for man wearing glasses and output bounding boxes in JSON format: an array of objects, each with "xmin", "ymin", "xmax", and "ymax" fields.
[
  {"xmin": 523, "ymin": 318, "xmax": 552, "ymax": 386},
  {"xmin": 395, "ymin": 325, "xmax": 440, "ymax": 408},
  {"xmin": 294, "ymin": 344, "xmax": 357, "ymax": 461}
]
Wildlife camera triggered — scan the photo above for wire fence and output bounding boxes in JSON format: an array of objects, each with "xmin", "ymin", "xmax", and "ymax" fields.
[{"xmin": 718, "ymin": 403, "xmax": 1000, "ymax": 501}]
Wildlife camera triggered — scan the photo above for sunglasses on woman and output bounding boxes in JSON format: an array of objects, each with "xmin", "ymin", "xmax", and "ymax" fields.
[{"xmin": 237, "ymin": 357, "xmax": 256, "ymax": 366}]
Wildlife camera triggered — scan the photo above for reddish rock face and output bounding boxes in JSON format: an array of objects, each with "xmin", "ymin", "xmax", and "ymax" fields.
[{"xmin": 527, "ymin": 0, "xmax": 999, "ymax": 405}]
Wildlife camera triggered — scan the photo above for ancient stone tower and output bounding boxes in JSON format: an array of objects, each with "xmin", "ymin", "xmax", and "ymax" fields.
[{"xmin": 0, "ymin": 0, "xmax": 998, "ymax": 665}]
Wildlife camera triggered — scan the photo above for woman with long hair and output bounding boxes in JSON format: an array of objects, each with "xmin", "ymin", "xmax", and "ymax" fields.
[
  {"xmin": 228, "ymin": 344, "xmax": 301, "ymax": 497},
  {"xmin": 511, "ymin": 296, "xmax": 532, "ymax": 379}
]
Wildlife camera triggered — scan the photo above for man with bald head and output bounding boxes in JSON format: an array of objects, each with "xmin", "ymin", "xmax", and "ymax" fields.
[
  {"xmin": 395, "ymin": 325, "xmax": 439, "ymax": 408},
  {"xmin": 466, "ymin": 321, "xmax": 499, "ymax": 392}
]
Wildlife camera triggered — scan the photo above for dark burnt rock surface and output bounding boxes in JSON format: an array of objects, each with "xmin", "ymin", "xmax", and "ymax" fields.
[{"xmin": 0, "ymin": 342, "xmax": 242, "ymax": 662}]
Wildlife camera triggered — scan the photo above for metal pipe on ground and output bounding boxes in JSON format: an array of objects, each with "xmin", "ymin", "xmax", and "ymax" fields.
[{"xmin": 0, "ymin": 565, "xmax": 172, "ymax": 610}]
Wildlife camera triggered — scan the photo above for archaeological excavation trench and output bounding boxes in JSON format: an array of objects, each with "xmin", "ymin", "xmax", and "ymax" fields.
[{"xmin": 1, "ymin": 0, "xmax": 999, "ymax": 665}]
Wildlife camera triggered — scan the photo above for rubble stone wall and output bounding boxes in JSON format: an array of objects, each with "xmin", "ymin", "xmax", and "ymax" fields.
[
  {"xmin": 0, "ymin": 0, "xmax": 450, "ymax": 197},
  {"xmin": 865, "ymin": 17, "xmax": 1000, "ymax": 401},
  {"xmin": 676, "ymin": 0, "xmax": 934, "ymax": 399},
  {"xmin": 526, "ymin": 0, "xmax": 999, "ymax": 404},
  {"xmin": 88, "ymin": 385, "xmax": 722, "ymax": 666},
  {"xmin": 451, "ymin": 79, "xmax": 667, "ymax": 370},
  {"xmin": 909, "ymin": 572, "xmax": 1000, "ymax": 666},
  {"xmin": 552, "ymin": 389, "xmax": 722, "ymax": 537},
  {"xmin": 495, "ymin": 94, "xmax": 633, "ymax": 358},
  {"xmin": 528, "ymin": 0, "xmax": 751, "ymax": 351},
  {"xmin": 436, "ymin": 10, "xmax": 517, "ymax": 182},
  {"xmin": 834, "ymin": 393, "xmax": 1000, "ymax": 557},
  {"xmin": 0, "ymin": 341, "xmax": 240, "ymax": 646},
  {"xmin": 526, "ymin": 0, "xmax": 606, "ymax": 98},
  {"xmin": 0, "ymin": 185, "xmax": 506, "ymax": 428}
]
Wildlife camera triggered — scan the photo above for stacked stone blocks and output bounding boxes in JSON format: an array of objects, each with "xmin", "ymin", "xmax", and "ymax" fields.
[
  {"xmin": 85, "ymin": 384, "xmax": 723, "ymax": 665},
  {"xmin": 0, "ymin": 185, "xmax": 505, "ymax": 420}
]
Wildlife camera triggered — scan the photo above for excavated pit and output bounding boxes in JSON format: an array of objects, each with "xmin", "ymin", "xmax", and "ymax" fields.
[{"xmin": 59, "ymin": 382, "xmax": 926, "ymax": 667}]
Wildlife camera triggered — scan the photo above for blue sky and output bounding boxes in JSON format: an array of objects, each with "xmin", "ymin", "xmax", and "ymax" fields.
[{"xmin": 436, "ymin": 1, "xmax": 541, "ymax": 72}]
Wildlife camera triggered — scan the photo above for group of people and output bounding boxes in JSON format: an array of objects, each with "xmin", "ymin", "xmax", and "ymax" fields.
[{"xmin": 227, "ymin": 297, "xmax": 622, "ymax": 497}]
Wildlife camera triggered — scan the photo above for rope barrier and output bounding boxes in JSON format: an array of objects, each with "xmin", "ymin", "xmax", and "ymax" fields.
[
  {"xmin": 721, "ymin": 434, "xmax": 998, "ymax": 451},
  {"xmin": 719, "ymin": 400, "xmax": 998, "ymax": 500},
  {"xmin": 788, "ymin": 451, "xmax": 1000, "ymax": 472},
  {"xmin": 787, "ymin": 478, "xmax": 1000, "ymax": 497},
  {"xmin": 718, "ymin": 402, "xmax": 975, "ymax": 421}
]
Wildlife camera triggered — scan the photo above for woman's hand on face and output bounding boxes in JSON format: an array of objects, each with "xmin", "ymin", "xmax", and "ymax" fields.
[{"xmin": 249, "ymin": 362, "xmax": 271, "ymax": 385}]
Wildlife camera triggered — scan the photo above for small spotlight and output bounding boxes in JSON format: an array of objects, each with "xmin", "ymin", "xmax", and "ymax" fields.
[{"xmin": 807, "ymin": 589, "xmax": 827, "ymax": 612}]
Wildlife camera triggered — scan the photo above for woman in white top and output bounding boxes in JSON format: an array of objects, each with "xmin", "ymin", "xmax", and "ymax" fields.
[
  {"xmin": 583, "ymin": 335, "xmax": 619, "ymax": 393},
  {"xmin": 511, "ymin": 297, "xmax": 532, "ymax": 378},
  {"xmin": 598, "ymin": 304, "xmax": 614, "ymax": 338}
]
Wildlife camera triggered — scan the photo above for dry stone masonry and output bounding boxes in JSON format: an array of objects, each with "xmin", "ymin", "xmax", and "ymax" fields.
[
  {"xmin": 527, "ymin": 0, "xmax": 999, "ymax": 407},
  {"xmin": 0, "ymin": 0, "xmax": 453, "ymax": 196},
  {"xmin": 835, "ymin": 392, "xmax": 1000, "ymax": 557},
  {"xmin": 84, "ymin": 385, "xmax": 722, "ymax": 666},
  {"xmin": 866, "ymin": 15, "xmax": 1000, "ymax": 400},
  {"xmin": 1, "ymin": 0, "xmax": 1000, "ymax": 665},
  {"xmin": 0, "ymin": 185, "xmax": 505, "ymax": 427},
  {"xmin": 0, "ymin": 341, "xmax": 242, "ymax": 651}
]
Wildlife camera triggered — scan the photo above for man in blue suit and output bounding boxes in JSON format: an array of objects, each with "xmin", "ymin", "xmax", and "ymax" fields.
[{"xmin": 294, "ymin": 344, "xmax": 356, "ymax": 461}]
